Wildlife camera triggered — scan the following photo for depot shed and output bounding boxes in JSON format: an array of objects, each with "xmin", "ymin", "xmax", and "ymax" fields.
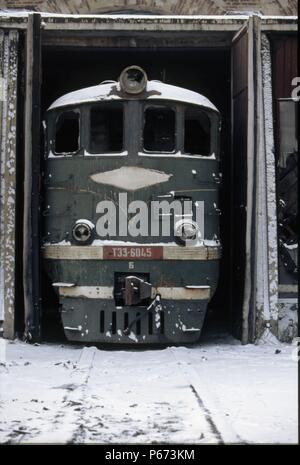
[{"xmin": 0, "ymin": 11, "xmax": 298, "ymax": 343}]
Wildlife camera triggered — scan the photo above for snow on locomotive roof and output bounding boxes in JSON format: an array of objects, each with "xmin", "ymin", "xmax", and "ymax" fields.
[{"xmin": 48, "ymin": 80, "xmax": 219, "ymax": 113}]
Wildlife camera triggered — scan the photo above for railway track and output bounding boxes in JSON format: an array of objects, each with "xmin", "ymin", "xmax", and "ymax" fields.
[
  {"xmin": 2, "ymin": 346, "xmax": 97, "ymax": 444},
  {"xmin": 70, "ymin": 346, "xmax": 243, "ymax": 444},
  {"xmin": 2, "ymin": 344, "xmax": 243, "ymax": 444},
  {"xmin": 168, "ymin": 347, "xmax": 243, "ymax": 444}
]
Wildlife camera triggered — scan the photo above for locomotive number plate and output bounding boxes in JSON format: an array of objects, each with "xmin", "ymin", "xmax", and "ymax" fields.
[{"xmin": 103, "ymin": 246, "xmax": 163, "ymax": 260}]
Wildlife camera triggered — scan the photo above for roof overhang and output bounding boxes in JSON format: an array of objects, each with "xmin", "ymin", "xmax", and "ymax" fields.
[{"xmin": 0, "ymin": 12, "xmax": 297, "ymax": 33}]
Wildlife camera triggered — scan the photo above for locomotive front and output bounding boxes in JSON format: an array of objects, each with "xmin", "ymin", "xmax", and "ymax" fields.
[{"xmin": 42, "ymin": 66, "xmax": 222, "ymax": 344}]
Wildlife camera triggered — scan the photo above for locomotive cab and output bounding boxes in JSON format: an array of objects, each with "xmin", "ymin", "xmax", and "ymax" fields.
[{"xmin": 42, "ymin": 66, "xmax": 221, "ymax": 344}]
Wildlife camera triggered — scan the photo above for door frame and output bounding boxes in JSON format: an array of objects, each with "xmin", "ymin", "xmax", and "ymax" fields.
[{"xmin": 6, "ymin": 12, "xmax": 294, "ymax": 341}]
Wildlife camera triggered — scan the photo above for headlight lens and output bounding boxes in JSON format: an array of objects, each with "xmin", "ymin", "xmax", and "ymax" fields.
[
  {"xmin": 72, "ymin": 220, "xmax": 94, "ymax": 244},
  {"xmin": 119, "ymin": 66, "xmax": 147, "ymax": 94},
  {"xmin": 174, "ymin": 219, "xmax": 199, "ymax": 243}
]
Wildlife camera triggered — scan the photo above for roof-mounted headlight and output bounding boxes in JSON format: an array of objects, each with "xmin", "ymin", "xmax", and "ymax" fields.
[
  {"xmin": 72, "ymin": 219, "xmax": 94, "ymax": 245},
  {"xmin": 119, "ymin": 65, "xmax": 148, "ymax": 94}
]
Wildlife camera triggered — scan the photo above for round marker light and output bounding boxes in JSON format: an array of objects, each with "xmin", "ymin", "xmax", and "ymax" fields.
[
  {"xmin": 119, "ymin": 65, "xmax": 148, "ymax": 94},
  {"xmin": 174, "ymin": 219, "xmax": 199, "ymax": 244},
  {"xmin": 72, "ymin": 220, "xmax": 94, "ymax": 245}
]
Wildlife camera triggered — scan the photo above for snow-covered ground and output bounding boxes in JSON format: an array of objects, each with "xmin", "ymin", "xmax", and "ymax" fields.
[{"xmin": 0, "ymin": 334, "xmax": 298, "ymax": 444}]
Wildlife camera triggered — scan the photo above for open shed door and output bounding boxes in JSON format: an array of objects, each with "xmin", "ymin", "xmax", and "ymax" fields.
[
  {"xmin": 230, "ymin": 17, "xmax": 256, "ymax": 343},
  {"xmin": 23, "ymin": 13, "xmax": 42, "ymax": 341}
]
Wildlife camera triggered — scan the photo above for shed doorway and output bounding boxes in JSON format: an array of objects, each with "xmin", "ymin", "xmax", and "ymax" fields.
[{"xmin": 40, "ymin": 45, "xmax": 233, "ymax": 342}]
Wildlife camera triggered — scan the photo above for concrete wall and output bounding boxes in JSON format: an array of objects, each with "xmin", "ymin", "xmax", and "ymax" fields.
[{"xmin": 0, "ymin": 0, "xmax": 298, "ymax": 15}]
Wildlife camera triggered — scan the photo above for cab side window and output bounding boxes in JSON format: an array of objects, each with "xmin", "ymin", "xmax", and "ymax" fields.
[{"xmin": 55, "ymin": 111, "xmax": 80, "ymax": 154}]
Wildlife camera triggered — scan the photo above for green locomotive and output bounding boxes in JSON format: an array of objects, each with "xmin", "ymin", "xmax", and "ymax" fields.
[{"xmin": 42, "ymin": 66, "xmax": 221, "ymax": 344}]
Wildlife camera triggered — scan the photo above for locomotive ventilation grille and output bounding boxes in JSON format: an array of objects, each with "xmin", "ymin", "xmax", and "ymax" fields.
[{"xmin": 99, "ymin": 309, "xmax": 165, "ymax": 336}]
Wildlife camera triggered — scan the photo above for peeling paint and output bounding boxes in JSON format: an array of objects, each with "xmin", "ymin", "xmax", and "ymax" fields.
[
  {"xmin": 261, "ymin": 34, "xmax": 279, "ymax": 324},
  {"xmin": 0, "ymin": 30, "xmax": 18, "ymax": 338}
]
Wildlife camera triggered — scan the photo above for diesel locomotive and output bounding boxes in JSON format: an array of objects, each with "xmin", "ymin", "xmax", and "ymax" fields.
[{"xmin": 42, "ymin": 65, "xmax": 222, "ymax": 344}]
